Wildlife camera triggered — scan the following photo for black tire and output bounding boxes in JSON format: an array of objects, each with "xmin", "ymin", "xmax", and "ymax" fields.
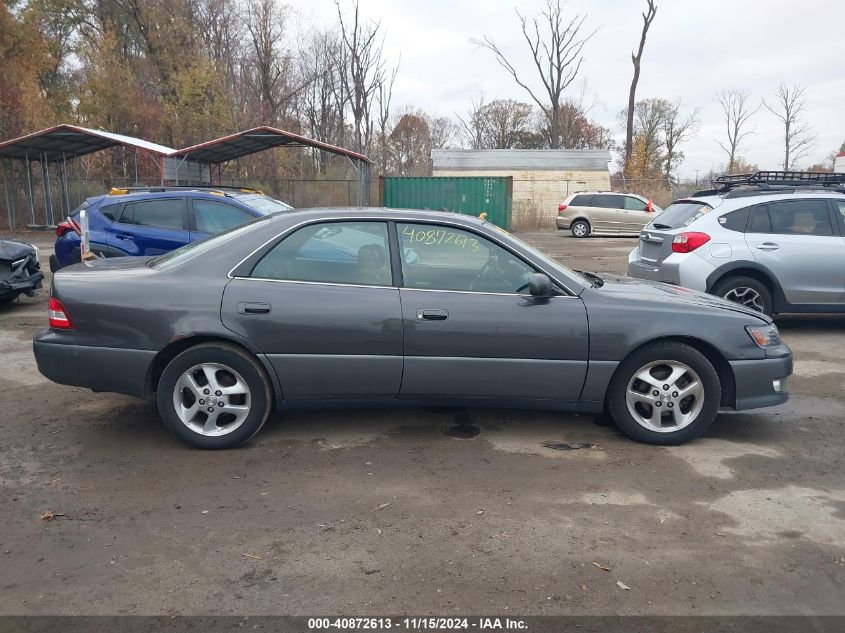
[
  {"xmin": 606, "ymin": 341, "xmax": 721, "ymax": 445},
  {"xmin": 712, "ymin": 276, "xmax": 773, "ymax": 316},
  {"xmin": 156, "ymin": 342, "xmax": 273, "ymax": 449},
  {"xmin": 570, "ymin": 219, "xmax": 590, "ymax": 238},
  {"xmin": 49, "ymin": 254, "xmax": 61, "ymax": 273}
]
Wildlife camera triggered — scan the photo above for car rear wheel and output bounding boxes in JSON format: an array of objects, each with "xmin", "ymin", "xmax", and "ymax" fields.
[
  {"xmin": 570, "ymin": 219, "xmax": 590, "ymax": 238},
  {"xmin": 712, "ymin": 276, "xmax": 772, "ymax": 315},
  {"xmin": 156, "ymin": 342, "xmax": 273, "ymax": 449},
  {"xmin": 606, "ymin": 341, "xmax": 721, "ymax": 445}
]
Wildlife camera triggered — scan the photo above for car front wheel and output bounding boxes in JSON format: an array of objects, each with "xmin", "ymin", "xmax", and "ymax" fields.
[
  {"xmin": 570, "ymin": 219, "xmax": 590, "ymax": 238},
  {"xmin": 156, "ymin": 342, "xmax": 273, "ymax": 449},
  {"xmin": 606, "ymin": 341, "xmax": 721, "ymax": 445}
]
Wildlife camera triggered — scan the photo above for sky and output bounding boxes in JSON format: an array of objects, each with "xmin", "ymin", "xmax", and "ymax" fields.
[{"xmin": 286, "ymin": 0, "xmax": 845, "ymax": 176}]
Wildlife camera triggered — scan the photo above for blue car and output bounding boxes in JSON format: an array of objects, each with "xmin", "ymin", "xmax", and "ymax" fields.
[{"xmin": 50, "ymin": 188, "xmax": 293, "ymax": 272}]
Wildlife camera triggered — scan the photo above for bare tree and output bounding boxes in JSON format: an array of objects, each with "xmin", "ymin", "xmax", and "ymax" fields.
[
  {"xmin": 457, "ymin": 93, "xmax": 487, "ymax": 150},
  {"xmin": 716, "ymin": 89, "xmax": 759, "ymax": 173},
  {"xmin": 476, "ymin": 0, "xmax": 594, "ymax": 149},
  {"xmin": 763, "ymin": 83, "xmax": 815, "ymax": 169},
  {"xmin": 375, "ymin": 64, "xmax": 398, "ymax": 174},
  {"xmin": 299, "ymin": 30, "xmax": 345, "ymax": 171},
  {"xmin": 662, "ymin": 99, "xmax": 699, "ymax": 180},
  {"xmin": 335, "ymin": 0, "xmax": 390, "ymax": 154},
  {"xmin": 624, "ymin": 0, "xmax": 657, "ymax": 175}
]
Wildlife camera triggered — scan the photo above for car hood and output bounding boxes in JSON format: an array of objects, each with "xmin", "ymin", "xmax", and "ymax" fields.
[
  {"xmin": 0, "ymin": 240, "xmax": 36, "ymax": 262},
  {"xmin": 589, "ymin": 274, "xmax": 771, "ymax": 323}
]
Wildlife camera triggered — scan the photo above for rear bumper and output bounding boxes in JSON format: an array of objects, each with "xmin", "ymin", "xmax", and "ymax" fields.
[
  {"xmin": 33, "ymin": 332, "xmax": 155, "ymax": 399},
  {"xmin": 555, "ymin": 216, "xmax": 571, "ymax": 230},
  {"xmin": 728, "ymin": 353, "xmax": 792, "ymax": 411},
  {"xmin": 627, "ymin": 248, "xmax": 715, "ymax": 291}
]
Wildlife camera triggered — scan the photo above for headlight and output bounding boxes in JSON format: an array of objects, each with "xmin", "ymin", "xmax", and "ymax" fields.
[{"xmin": 746, "ymin": 324, "xmax": 781, "ymax": 348}]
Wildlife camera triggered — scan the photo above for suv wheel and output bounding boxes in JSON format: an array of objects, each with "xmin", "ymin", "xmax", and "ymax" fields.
[
  {"xmin": 156, "ymin": 342, "xmax": 273, "ymax": 449},
  {"xmin": 607, "ymin": 341, "xmax": 721, "ymax": 445},
  {"xmin": 712, "ymin": 276, "xmax": 772, "ymax": 315},
  {"xmin": 570, "ymin": 219, "xmax": 590, "ymax": 238}
]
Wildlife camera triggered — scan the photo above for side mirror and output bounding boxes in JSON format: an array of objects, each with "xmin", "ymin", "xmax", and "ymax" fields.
[{"xmin": 528, "ymin": 273, "xmax": 553, "ymax": 297}]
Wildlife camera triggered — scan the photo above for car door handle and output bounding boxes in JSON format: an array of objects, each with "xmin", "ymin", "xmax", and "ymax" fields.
[
  {"xmin": 115, "ymin": 233, "xmax": 134, "ymax": 240},
  {"xmin": 417, "ymin": 309, "xmax": 448, "ymax": 321},
  {"xmin": 756, "ymin": 242, "xmax": 780, "ymax": 251},
  {"xmin": 238, "ymin": 302, "xmax": 271, "ymax": 315}
]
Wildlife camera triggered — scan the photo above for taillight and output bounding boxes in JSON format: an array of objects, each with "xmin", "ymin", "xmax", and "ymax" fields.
[
  {"xmin": 48, "ymin": 297, "xmax": 73, "ymax": 329},
  {"xmin": 56, "ymin": 221, "xmax": 74, "ymax": 237},
  {"xmin": 56, "ymin": 219, "xmax": 81, "ymax": 237},
  {"xmin": 558, "ymin": 204, "xmax": 568, "ymax": 214},
  {"xmin": 672, "ymin": 232, "xmax": 711, "ymax": 253}
]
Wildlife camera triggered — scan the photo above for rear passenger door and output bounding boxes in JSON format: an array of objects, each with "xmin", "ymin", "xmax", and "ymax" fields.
[
  {"xmin": 189, "ymin": 198, "xmax": 255, "ymax": 241},
  {"xmin": 746, "ymin": 199, "xmax": 845, "ymax": 305},
  {"xmin": 590, "ymin": 195, "xmax": 624, "ymax": 234},
  {"xmin": 107, "ymin": 198, "xmax": 189, "ymax": 256}
]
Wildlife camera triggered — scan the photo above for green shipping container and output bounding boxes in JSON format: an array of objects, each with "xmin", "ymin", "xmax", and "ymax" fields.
[{"xmin": 380, "ymin": 176, "xmax": 513, "ymax": 230}]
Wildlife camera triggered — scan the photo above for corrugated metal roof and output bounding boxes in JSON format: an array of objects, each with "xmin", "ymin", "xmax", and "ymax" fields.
[
  {"xmin": 170, "ymin": 126, "xmax": 371, "ymax": 164},
  {"xmin": 0, "ymin": 124, "xmax": 174, "ymax": 161},
  {"xmin": 432, "ymin": 149, "xmax": 611, "ymax": 172}
]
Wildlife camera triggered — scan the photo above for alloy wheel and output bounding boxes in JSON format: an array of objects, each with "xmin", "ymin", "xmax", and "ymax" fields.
[
  {"xmin": 625, "ymin": 360, "xmax": 705, "ymax": 433},
  {"xmin": 723, "ymin": 286, "xmax": 765, "ymax": 312},
  {"xmin": 172, "ymin": 363, "xmax": 252, "ymax": 436}
]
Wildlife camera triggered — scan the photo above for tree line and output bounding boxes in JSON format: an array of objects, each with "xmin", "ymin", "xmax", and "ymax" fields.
[{"xmin": 0, "ymin": 0, "xmax": 840, "ymax": 189}]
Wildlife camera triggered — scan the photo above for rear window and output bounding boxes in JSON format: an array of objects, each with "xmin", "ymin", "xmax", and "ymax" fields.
[
  {"xmin": 718, "ymin": 207, "xmax": 749, "ymax": 232},
  {"xmin": 649, "ymin": 201, "xmax": 712, "ymax": 228},
  {"xmin": 570, "ymin": 194, "xmax": 593, "ymax": 206}
]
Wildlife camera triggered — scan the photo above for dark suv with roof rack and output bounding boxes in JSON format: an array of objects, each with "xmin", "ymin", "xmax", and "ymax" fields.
[
  {"xmin": 628, "ymin": 171, "xmax": 845, "ymax": 315},
  {"xmin": 50, "ymin": 187, "xmax": 292, "ymax": 272}
]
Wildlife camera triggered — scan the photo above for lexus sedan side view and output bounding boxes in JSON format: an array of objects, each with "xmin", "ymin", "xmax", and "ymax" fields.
[{"xmin": 34, "ymin": 208, "xmax": 792, "ymax": 449}]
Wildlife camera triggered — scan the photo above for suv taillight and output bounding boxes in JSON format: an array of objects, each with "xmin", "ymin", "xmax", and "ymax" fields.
[
  {"xmin": 55, "ymin": 219, "xmax": 81, "ymax": 237},
  {"xmin": 48, "ymin": 297, "xmax": 73, "ymax": 329},
  {"xmin": 558, "ymin": 204, "xmax": 568, "ymax": 214},
  {"xmin": 672, "ymin": 232, "xmax": 711, "ymax": 253}
]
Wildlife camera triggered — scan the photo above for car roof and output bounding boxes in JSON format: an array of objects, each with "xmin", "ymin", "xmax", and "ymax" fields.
[{"xmin": 678, "ymin": 188, "xmax": 845, "ymax": 212}]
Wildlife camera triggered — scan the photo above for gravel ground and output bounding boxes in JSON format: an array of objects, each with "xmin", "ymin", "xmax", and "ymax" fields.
[{"xmin": 0, "ymin": 229, "xmax": 842, "ymax": 616}]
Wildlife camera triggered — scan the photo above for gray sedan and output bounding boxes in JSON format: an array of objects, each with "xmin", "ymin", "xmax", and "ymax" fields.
[{"xmin": 33, "ymin": 209, "xmax": 792, "ymax": 449}]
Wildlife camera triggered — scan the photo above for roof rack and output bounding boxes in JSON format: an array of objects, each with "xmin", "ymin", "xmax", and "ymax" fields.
[
  {"xmin": 715, "ymin": 170, "xmax": 845, "ymax": 189},
  {"xmin": 107, "ymin": 185, "xmax": 263, "ymax": 196}
]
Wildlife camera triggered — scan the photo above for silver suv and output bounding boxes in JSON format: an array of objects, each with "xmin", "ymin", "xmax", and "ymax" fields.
[
  {"xmin": 628, "ymin": 172, "xmax": 845, "ymax": 315},
  {"xmin": 556, "ymin": 191, "xmax": 662, "ymax": 237}
]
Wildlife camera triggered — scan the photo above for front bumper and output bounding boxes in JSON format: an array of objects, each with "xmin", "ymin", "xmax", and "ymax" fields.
[
  {"xmin": 728, "ymin": 353, "xmax": 792, "ymax": 411},
  {"xmin": 0, "ymin": 267, "xmax": 43, "ymax": 298},
  {"xmin": 33, "ymin": 331, "xmax": 156, "ymax": 399}
]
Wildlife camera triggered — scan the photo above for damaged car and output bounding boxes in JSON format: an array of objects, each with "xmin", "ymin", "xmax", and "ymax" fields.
[{"xmin": 0, "ymin": 239, "xmax": 43, "ymax": 303}]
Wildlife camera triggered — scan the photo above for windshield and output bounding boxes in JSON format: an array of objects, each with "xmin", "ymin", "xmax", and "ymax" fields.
[
  {"xmin": 647, "ymin": 200, "xmax": 712, "ymax": 229},
  {"xmin": 149, "ymin": 214, "xmax": 271, "ymax": 270},
  {"xmin": 234, "ymin": 193, "xmax": 293, "ymax": 214}
]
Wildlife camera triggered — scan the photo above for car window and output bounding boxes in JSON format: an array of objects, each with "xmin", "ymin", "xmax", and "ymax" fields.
[
  {"xmin": 570, "ymin": 194, "xmax": 593, "ymax": 206},
  {"xmin": 718, "ymin": 207, "xmax": 749, "ymax": 232},
  {"xmin": 652, "ymin": 201, "xmax": 712, "ymax": 228},
  {"xmin": 747, "ymin": 206, "xmax": 771, "ymax": 233},
  {"xmin": 624, "ymin": 196, "xmax": 647, "ymax": 211},
  {"xmin": 100, "ymin": 203, "xmax": 122, "ymax": 222},
  {"xmin": 193, "ymin": 199, "xmax": 254, "ymax": 233},
  {"xmin": 398, "ymin": 223, "xmax": 535, "ymax": 294},
  {"xmin": 594, "ymin": 195, "xmax": 624, "ymax": 209},
  {"xmin": 128, "ymin": 199, "xmax": 185, "ymax": 230},
  {"xmin": 835, "ymin": 200, "xmax": 845, "ymax": 218},
  {"xmin": 767, "ymin": 200, "xmax": 832, "ymax": 236},
  {"xmin": 251, "ymin": 221, "xmax": 391, "ymax": 286},
  {"xmin": 234, "ymin": 193, "xmax": 293, "ymax": 214}
]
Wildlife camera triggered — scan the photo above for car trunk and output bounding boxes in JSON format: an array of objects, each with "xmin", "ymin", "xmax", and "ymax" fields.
[{"xmin": 635, "ymin": 199, "xmax": 715, "ymax": 266}]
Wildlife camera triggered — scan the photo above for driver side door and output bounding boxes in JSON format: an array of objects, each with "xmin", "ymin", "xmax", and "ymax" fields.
[{"xmin": 396, "ymin": 222, "xmax": 589, "ymax": 402}]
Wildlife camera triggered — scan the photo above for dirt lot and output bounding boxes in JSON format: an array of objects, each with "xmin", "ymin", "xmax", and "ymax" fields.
[{"xmin": 0, "ymin": 230, "xmax": 843, "ymax": 616}]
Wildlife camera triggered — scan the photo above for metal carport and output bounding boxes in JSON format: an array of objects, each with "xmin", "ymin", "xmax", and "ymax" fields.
[
  {"xmin": 0, "ymin": 124, "xmax": 174, "ymax": 228},
  {"xmin": 166, "ymin": 126, "xmax": 372, "ymax": 206}
]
